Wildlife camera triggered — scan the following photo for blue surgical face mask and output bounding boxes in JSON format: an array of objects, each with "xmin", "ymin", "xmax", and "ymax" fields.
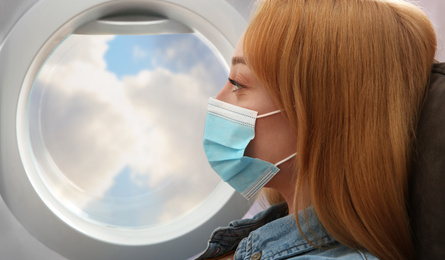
[{"xmin": 203, "ymin": 97, "xmax": 296, "ymax": 200}]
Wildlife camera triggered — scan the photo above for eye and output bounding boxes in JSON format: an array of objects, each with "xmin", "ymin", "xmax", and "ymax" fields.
[{"xmin": 228, "ymin": 77, "xmax": 243, "ymax": 92}]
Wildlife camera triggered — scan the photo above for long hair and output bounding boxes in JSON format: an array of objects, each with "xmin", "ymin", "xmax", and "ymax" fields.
[{"xmin": 243, "ymin": 0, "xmax": 437, "ymax": 259}]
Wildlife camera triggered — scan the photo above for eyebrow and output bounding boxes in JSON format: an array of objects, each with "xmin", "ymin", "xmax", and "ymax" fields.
[{"xmin": 231, "ymin": 56, "xmax": 246, "ymax": 66}]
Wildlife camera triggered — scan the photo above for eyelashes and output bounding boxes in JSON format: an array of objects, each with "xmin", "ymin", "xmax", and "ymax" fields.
[{"xmin": 228, "ymin": 77, "xmax": 243, "ymax": 91}]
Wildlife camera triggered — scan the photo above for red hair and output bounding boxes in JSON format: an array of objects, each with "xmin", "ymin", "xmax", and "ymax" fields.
[{"xmin": 244, "ymin": 0, "xmax": 437, "ymax": 259}]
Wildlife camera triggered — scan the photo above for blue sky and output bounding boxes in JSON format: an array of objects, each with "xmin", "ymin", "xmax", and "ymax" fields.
[
  {"xmin": 84, "ymin": 165, "xmax": 162, "ymax": 228},
  {"xmin": 104, "ymin": 34, "xmax": 228, "ymax": 80}
]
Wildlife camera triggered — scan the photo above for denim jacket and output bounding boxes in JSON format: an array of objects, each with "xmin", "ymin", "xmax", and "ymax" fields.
[{"xmin": 196, "ymin": 203, "xmax": 378, "ymax": 260}]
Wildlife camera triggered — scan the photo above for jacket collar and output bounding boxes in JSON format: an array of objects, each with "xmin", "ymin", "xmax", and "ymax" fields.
[
  {"xmin": 196, "ymin": 203, "xmax": 338, "ymax": 260},
  {"xmin": 235, "ymin": 206, "xmax": 338, "ymax": 260}
]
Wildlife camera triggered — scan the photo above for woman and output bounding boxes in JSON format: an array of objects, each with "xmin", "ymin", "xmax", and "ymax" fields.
[{"xmin": 199, "ymin": 0, "xmax": 437, "ymax": 259}]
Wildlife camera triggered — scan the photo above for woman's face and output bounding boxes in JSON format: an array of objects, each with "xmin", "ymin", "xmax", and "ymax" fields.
[{"xmin": 216, "ymin": 36, "xmax": 297, "ymax": 170}]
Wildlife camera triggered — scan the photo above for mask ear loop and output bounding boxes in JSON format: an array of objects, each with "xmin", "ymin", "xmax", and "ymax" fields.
[
  {"xmin": 275, "ymin": 153, "xmax": 297, "ymax": 167},
  {"xmin": 257, "ymin": 110, "xmax": 281, "ymax": 118}
]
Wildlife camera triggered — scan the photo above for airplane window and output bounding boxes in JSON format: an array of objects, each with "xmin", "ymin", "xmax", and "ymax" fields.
[{"xmin": 27, "ymin": 33, "xmax": 226, "ymax": 229}]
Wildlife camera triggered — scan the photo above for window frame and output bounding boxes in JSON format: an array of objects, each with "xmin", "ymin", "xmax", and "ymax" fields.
[{"xmin": 0, "ymin": 0, "xmax": 250, "ymax": 259}]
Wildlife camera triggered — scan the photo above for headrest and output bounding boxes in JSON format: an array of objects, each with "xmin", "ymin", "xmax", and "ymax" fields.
[{"xmin": 410, "ymin": 62, "xmax": 445, "ymax": 259}]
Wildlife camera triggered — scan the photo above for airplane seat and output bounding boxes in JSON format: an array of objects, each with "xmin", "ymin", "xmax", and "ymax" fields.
[{"xmin": 410, "ymin": 62, "xmax": 445, "ymax": 259}]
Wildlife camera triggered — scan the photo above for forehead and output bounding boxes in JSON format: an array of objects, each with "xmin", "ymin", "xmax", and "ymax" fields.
[{"xmin": 233, "ymin": 35, "xmax": 244, "ymax": 58}]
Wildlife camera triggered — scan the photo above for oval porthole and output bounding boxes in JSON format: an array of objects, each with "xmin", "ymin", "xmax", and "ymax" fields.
[
  {"xmin": 0, "ymin": 0, "xmax": 249, "ymax": 259},
  {"xmin": 19, "ymin": 7, "xmax": 239, "ymax": 245},
  {"xmin": 28, "ymin": 32, "xmax": 225, "ymax": 229}
]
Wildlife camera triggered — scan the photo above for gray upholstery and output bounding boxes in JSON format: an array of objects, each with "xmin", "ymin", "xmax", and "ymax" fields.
[{"xmin": 410, "ymin": 62, "xmax": 445, "ymax": 259}]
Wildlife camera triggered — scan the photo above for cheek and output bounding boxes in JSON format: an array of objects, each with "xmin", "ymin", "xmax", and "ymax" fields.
[
  {"xmin": 245, "ymin": 116, "xmax": 297, "ymax": 163},
  {"xmin": 244, "ymin": 118, "xmax": 276, "ymax": 159}
]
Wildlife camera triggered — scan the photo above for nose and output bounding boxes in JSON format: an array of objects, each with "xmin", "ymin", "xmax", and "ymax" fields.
[{"xmin": 215, "ymin": 80, "xmax": 232, "ymax": 103}]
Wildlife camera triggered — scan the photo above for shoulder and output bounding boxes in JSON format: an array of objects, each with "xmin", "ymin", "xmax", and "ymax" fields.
[
  {"xmin": 301, "ymin": 245, "xmax": 379, "ymax": 259},
  {"xmin": 236, "ymin": 230, "xmax": 379, "ymax": 260},
  {"xmin": 234, "ymin": 207, "xmax": 379, "ymax": 260}
]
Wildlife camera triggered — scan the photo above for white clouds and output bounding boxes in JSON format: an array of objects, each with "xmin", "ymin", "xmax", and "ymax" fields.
[
  {"xmin": 46, "ymin": 35, "xmax": 115, "ymax": 69},
  {"xmin": 31, "ymin": 34, "xmax": 223, "ymax": 227}
]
